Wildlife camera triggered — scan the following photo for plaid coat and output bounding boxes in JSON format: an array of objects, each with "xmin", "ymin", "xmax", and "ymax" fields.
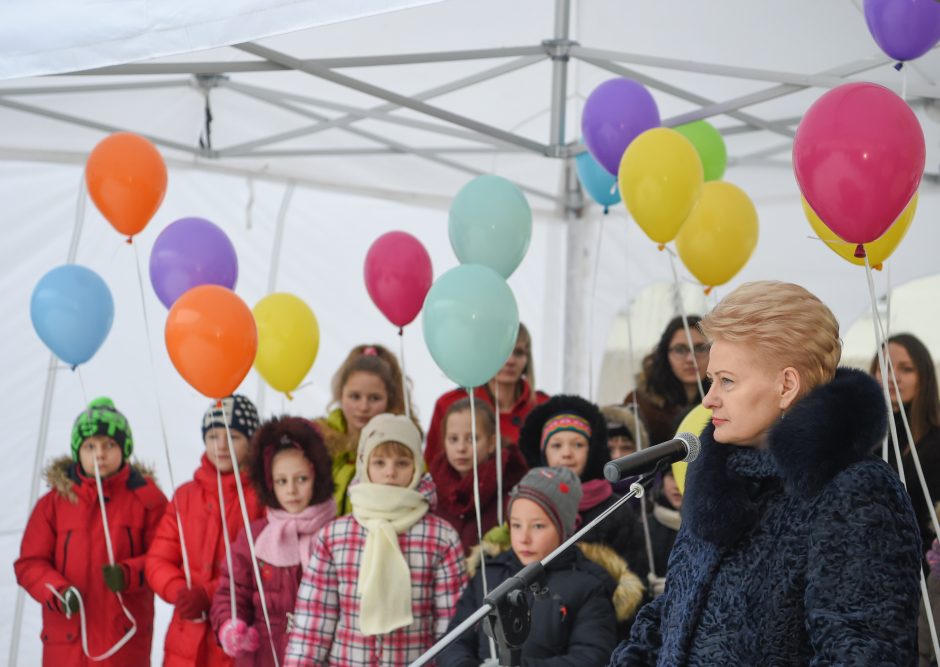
[{"xmin": 284, "ymin": 474, "xmax": 466, "ymax": 666}]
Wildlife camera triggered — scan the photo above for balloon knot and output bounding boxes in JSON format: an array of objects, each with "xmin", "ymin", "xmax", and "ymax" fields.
[
  {"xmin": 602, "ymin": 206, "xmax": 609, "ymax": 215},
  {"xmin": 873, "ymin": 263, "xmax": 884, "ymax": 271},
  {"xmin": 853, "ymin": 244, "xmax": 866, "ymax": 258},
  {"xmin": 894, "ymin": 61, "xmax": 904, "ymax": 72},
  {"xmin": 398, "ymin": 327, "xmax": 404, "ymax": 337},
  {"xmin": 125, "ymin": 237, "xmax": 133, "ymax": 245},
  {"xmin": 215, "ymin": 399, "xmax": 223, "ymax": 408},
  {"xmin": 285, "ymin": 392, "xmax": 294, "ymax": 401},
  {"xmin": 70, "ymin": 364, "xmax": 77, "ymax": 372},
  {"xmin": 657, "ymin": 243, "xmax": 665, "ymax": 251},
  {"xmin": 703, "ymin": 286, "xmax": 713, "ymax": 296}
]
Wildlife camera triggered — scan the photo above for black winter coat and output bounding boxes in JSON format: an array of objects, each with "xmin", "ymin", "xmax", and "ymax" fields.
[
  {"xmin": 580, "ymin": 493, "xmax": 650, "ymax": 581},
  {"xmin": 440, "ymin": 547, "xmax": 618, "ymax": 666},
  {"xmin": 610, "ymin": 368, "xmax": 922, "ymax": 666}
]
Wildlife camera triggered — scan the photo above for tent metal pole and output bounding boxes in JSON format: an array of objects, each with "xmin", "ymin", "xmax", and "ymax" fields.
[
  {"xmin": 216, "ymin": 55, "xmax": 543, "ymax": 156},
  {"xmin": 222, "ymin": 80, "xmax": 520, "ymax": 149},
  {"xmin": 0, "ymin": 97, "xmax": 201, "ymax": 155},
  {"xmin": 561, "ymin": 158, "xmax": 587, "ymax": 393},
  {"xmin": 235, "ymin": 42, "xmax": 552, "ymax": 155},
  {"xmin": 9, "ymin": 174, "xmax": 88, "ymax": 667},
  {"xmin": 68, "ymin": 46, "xmax": 547, "ymax": 75},
  {"xmin": 547, "ymin": 0, "xmax": 571, "ymax": 153},
  {"xmin": 0, "ymin": 80, "xmax": 191, "ymax": 96},
  {"xmin": 215, "ymin": 147, "xmax": 527, "ymax": 157}
]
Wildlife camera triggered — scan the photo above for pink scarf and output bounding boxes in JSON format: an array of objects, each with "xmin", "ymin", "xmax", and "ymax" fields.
[
  {"xmin": 578, "ymin": 478, "xmax": 614, "ymax": 512},
  {"xmin": 254, "ymin": 499, "xmax": 337, "ymax": 567}
]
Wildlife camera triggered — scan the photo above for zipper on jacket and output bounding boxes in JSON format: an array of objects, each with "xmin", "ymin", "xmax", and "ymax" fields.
[
  {"xmin": 125, "ymin": 526, "xmax": 134, "ymax": 555},
  {"xmin": 62, "ymin": 530, "xmax": 72, "ymax": 572}
]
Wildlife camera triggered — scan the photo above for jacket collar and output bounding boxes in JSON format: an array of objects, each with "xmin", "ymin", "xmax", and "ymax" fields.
[{"xmin": 683, "ymin": 368, "xmax": 887, "ymax": 547}]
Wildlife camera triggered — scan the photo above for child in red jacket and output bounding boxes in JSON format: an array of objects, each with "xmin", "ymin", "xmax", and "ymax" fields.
[
  {"xmin": 15, "ymin": 397, "xmax": 168, "ymax": 667},
  {"xmin": 146, "ymin": 395, "xmax": 264, "ymax": 667}
]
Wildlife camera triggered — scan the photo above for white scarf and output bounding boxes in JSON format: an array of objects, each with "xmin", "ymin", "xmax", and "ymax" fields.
[{"xmin": 348, "ymin": 482, "xmax": 428, "ymax": 635}]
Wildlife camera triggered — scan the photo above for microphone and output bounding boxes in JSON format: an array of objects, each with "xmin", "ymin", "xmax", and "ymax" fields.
[{"xmin": 603, "ymin": 432, "xmax": 701, "ymax": 482}]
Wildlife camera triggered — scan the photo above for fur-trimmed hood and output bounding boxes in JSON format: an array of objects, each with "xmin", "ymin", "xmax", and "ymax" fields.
[
  {"xmin": 518, "ymin": 394, "xmax": 609, "ymax": 479},
  {"xmin": 599, "ymin": 403, "xmax": 650, "ymax": 450},
  {"xmin": 44, "ymin": 455, "xmax": 157, "ymax": 503},
  {"xmin": 466, "ymin": 530, "xmax": 645, "ymax": 622},
  {"xmin": 683, "ymin": 367, "xmax": 887, "ymax": 548}
]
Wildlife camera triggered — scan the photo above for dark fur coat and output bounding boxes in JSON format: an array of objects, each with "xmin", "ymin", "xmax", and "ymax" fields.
[{"xmin": 610, "ymin": 368, "xmax": 922, "ymax": 666}]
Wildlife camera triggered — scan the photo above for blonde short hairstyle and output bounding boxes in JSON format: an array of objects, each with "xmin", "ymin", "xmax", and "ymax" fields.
[{"xmin": 700, "ymin": 281, "xmax": 841, "ymax": 397}]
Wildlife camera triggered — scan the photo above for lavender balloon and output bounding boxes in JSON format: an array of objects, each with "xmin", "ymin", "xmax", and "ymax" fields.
[
  {"xmin": 149, "ymin": 217, "xmax": 238, "ymax": 309},
  {"xmin": 582, "ymin": 78, "xmax": 660, "ymax": 175},
  {"xmin": 864, "ymin": 0, "xmax": 940, "ymax": 62}
]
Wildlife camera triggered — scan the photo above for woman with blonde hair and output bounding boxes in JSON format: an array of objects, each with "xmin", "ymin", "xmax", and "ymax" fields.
[{"xmin": 610, "ymin": 281, "xmax": 921, "ymax": 666}]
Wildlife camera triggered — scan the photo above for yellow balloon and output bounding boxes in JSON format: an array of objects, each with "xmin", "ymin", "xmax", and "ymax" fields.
[
  {"xmin": 803, "ymin": 194, "xmax": 917, "ymax": 269},
  {"xmin": 253, "ymin": 293, "xmax": 320, "ymax": 397},
  {"xmin": 675, "ymin": 181, "xmax": 759, "ymax": 291},
  {"xmin": 618, "ymin": 127, "xmax": 704, "ymax": 245},
  {"xmin": 672, "ymin": 404, "xmax": 712, "ymax": 495}
]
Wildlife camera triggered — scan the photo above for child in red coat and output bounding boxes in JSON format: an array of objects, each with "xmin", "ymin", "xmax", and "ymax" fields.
[
  {"xmin": 15, "ymin": 397, "xmax": 168, "ymax": 666},
  {"xmin": 146, "ymin": 395, "xmax": 264, "ymax": 667}
]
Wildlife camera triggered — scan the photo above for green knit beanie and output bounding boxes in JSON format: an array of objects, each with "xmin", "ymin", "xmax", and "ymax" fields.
[{"xmin": 71, "ymin": 397, "xmax": 134, "ymax": 461}]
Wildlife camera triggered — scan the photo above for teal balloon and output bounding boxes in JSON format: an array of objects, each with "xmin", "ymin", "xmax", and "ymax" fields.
[
  {"xmin": 30, "ymin": 264, "xmax": 114, "ymax": 367},
  {"xmin": 575, "ymin": 148, "xmax": 621, "ymax": 212},
  {"xmin": 422, "ymin": 264, "xmax": 519, "ymax": 388},
  {"xmin": 448, "ymin": 175, "xmax": 532, "ymax": 278}
]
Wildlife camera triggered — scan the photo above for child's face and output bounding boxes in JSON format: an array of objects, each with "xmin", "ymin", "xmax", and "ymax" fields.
[
  {"xmin": 272, "ymin": 449, "xmax": 315, "ymax": 514},
  {"xmin": 444, "ymin": 410, "xmax": 496, "ymax": 477},
  {"xmin": 662, "ymin": 471, "xmax": 683, "ymax": 511},
  {"xmin": 78, "ymin": 434, "xmax": 123, "ymax": 479},
  {"xmin": 341, "ymin": 371, "xmax": 389, "ymax": 434},
  {"xmin": 608, "ymin": 435, "xmax": 637, "ymax": 461},
  {"xmin": 367, "ymin": 446, "xmax": 415, "ymax": 488},
  {"xmin": 204, "ymin": 427, "xmax": 250, "ymax": 473},
  {"xmin": 543, "ymin": 431, "xmax": 589, "ymax": 477},
  {"xmin": 510, "ymin": 498, "xmax": 561, "ymax": 565}
]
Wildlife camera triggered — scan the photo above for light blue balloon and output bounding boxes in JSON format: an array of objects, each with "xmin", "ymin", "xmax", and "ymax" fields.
[
  {"xmin": 575, "ymin": 147, "xmax": 621, "ymax": 213},
  {"xmin": 30, "ymin": 264, "xmax": 114, "ymax": 367},
  {"xmin": 448, "ymin": 175, "xmax": 532, "ymax": 278},
  {"xmin": 422, "ymin": 264, "xmax": 519, "ymax": 388}
]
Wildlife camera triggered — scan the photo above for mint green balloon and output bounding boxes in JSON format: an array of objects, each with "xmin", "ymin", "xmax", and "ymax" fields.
[
  {"xmin": 675, "ymin": 120, "xmax": 727, "ymax": 182},
  {"xmin": 422, "ymin": 264, "xmax": 519, "ymax": 388},
  {"xmin": 448, "ymin": 175, "xmax": 532, "ymax": 278}
]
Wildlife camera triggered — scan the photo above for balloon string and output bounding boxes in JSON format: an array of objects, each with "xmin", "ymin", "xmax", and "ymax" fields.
[
  {"xmin": 399, "ymin": 328, "xmax": 411, "ymax": 421},
  {"xmin": 220, "ymin": 402, "xmax": 280, "ymax": 667},
  {"xmin": 75, "ymin": 367, "xmax": 89, "ymax": 406},
  {"xmin": 214, "ymin": 436, "xmax": 237, "ymax": 624},
  {"xmin": 666, "ymin": 249, "xmax": 705, "ymax": 401},
  {"xmin": 131, "ymin": 244, "xmax": 195, "ymax": 588},
  {"xmin": 469, "ymin": 390, "xmax": 497, "ymax": 663},
  {"xmin": 493, "ymin": 382, "xmax": 503, "ymax": 527},
  {"xmin": 587, "ymin": 212, "xmax": 605, "ymax": 402}
]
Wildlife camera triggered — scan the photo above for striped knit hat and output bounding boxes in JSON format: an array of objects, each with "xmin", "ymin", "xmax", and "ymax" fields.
[
  {"xmin": 540, "ymin": 413, "xmax": 592, "ymax": 451},
  {"xmin": 509, "ymin": 467, "xmax": 582, "ymax": 540}
]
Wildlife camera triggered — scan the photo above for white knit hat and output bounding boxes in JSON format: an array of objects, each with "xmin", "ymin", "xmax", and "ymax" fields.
[{"xmin": 356, "ymin": 413, "xmax": 423, "ymax": 488}]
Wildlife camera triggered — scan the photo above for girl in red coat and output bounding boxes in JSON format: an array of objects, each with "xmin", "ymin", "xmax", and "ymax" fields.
[
  {"xmin": 210, "ymin": 416, "xmax": 337, "ymax": 667},
  {"xmin": 430, "ymin": 399, "xmax": 528, "ymax": 553},
  {"xmin": 15, "ymin": 397, "xmax": 168, "ymax": 666},
  {"xmin": 146, "ymin": 395, "xmax": 264, "ymax": 667}
]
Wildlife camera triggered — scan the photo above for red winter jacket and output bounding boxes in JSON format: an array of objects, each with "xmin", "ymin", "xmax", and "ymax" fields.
[
  {"xmin": 146, "ymin": 454, "xmax": 263, "ymax": 667},
  {"xmin": 14, "ymin": 457, "xmax": 167, "ymax": 667},
  {"xmin": 424, "ymin": 380, "xmax": 549, "ymax": 465}
]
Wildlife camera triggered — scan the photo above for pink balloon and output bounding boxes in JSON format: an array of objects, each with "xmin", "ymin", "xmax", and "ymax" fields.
[
  {"xmin": 793, "ymin": 82, "xmax": 924, "ymax": 246},
  {"xmin": 364, "ymin": 231, "xmax": 433, "ymax": 328}
]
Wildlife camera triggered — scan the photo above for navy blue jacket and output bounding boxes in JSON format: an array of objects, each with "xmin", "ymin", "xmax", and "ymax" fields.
[{"xmin": 610, "ymin": 369, "xmax": 922, "ymax": 666}]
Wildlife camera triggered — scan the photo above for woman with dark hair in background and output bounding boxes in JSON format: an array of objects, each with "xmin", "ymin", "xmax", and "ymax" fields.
[
  {"xmin": 624, "ymin": 315, "xmax": 710, "ymax": 444},
  {"xmin": 870, "ymin": 332, "xmax": 940, "ymax": 555}
]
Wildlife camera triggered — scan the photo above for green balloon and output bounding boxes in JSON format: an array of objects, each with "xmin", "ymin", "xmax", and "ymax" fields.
[
  {"xmin": 675, "ymin": 120, "xmax": 727, "ymax": 182},
  {"xmin": 422, "ymin": 264, "xmax": 519, "ymax": 388}
]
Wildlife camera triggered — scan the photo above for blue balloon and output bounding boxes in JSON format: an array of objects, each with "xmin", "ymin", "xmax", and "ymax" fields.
[
  {"xmin": 575, "ymin": 148, "xmax": 621, "ymax": 212},
  {"xmin": 30, "ymin": 265, "xmax": 114, "ymax": 367},
  {"xmin": 422, "ymin": 264, "xmax": 519, "ymax": 388},
  {"xmin": 448, "ymin": 175, "xmax": 532, "ymax": 278}
]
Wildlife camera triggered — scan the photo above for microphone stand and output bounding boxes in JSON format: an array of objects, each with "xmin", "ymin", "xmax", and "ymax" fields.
[{"xmin": 409, "ymin": 461, "xmax": 670, "ymax": 667}]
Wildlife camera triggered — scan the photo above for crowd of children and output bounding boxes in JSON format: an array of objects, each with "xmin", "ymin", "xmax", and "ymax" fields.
[{"xmin": 16, "ymin": 328, "xmax": 685, "ymax": 666}]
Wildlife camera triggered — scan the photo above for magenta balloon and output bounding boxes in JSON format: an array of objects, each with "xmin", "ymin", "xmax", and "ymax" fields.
[
  {"xmin": 793, "ymin": 83, "xmax": 925, "ymax": 245},
  {"xmin": 364, "ymin": 231, "xmax": 433, "ymax": 328},
  {"xmin": 581, "ymin": 78, "xmax": 660, "ymax": 175},
  {"xmin": 864, "ymin": 0, "xmax": 940, "ymax": 62},
  {"xmin": 149, "ymin": 217, "xmax": 238, "ymax": 309}
]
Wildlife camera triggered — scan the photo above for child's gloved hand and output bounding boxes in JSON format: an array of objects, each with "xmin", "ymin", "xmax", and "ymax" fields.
[
  {"xmin": 219, "ymin": 618, "xmax": 260, "ymax": 657},
  {"xmin": 55, "ymin": 586, "xmax": 80, "ymax": 616},
  {"xmin": 102, "ymin": 564, "xmax": 128, "ymax": 592},
  {"xmin": 175, "ymin": 585, "xmax": 211, "ymax": 620}
]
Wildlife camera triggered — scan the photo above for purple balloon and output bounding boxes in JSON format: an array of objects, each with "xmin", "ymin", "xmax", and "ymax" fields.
[
  {"xmin": 581, "ymin": 79, "xmax": 660, "ymax": 175},
  {"xmin": 149, "ymin": 217, "xmax": 238, "ymax": 309},
  {"xmin": 864, "ymin": 0, "xmax": 940, "ymax": 62}
]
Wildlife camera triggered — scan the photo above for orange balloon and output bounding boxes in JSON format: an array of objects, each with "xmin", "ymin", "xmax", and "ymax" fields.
[
  {"xmin": 85, "ymin": 132, "xmax": 167, "ymax": 241},
  {"xmin": 165, "ymin": 285, "xmax": 257, "ymax": 399}
]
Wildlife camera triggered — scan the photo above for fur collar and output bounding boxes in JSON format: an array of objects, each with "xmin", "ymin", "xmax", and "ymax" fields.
[
  {"xmin": 45, "ymin": 456, "xmax": 156, "ymax": 503},
  {"xmin": 683, "ymin": 368, "xmax": 886, "ymax": 547}
]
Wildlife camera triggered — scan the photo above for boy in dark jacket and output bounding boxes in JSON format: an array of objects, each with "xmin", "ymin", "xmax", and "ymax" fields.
[
  {"xmin": 15, "ymin": 397, "xmax": 167, "ymax": 666},
  {"xmin": 439, "ymin": 467, "xmax": 620, "ymax": 666}
]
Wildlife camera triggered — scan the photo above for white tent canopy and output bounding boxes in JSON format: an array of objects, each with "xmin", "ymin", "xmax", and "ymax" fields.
[{"xmin": 3, "ymin": 0, "xmax": 940, "ymax": 663}]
